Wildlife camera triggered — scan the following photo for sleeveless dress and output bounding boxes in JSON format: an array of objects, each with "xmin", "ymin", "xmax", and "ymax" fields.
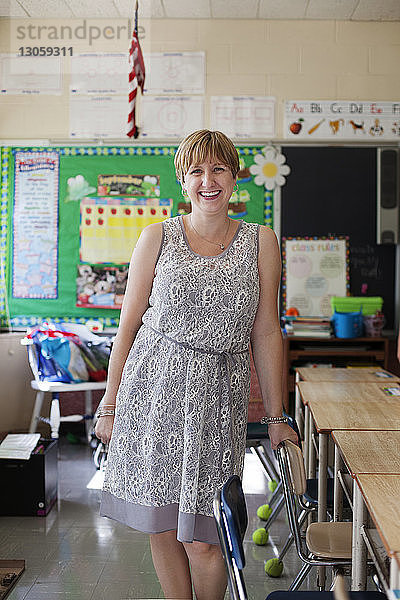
[{"xmin": 100, "ymin": 215, "xmax": 260, "ymax": 544}]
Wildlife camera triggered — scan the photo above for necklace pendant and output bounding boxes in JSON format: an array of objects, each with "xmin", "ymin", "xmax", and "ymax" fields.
[{"xmin": 220, "ymin": 243, "xmax": 225, "ymax": 250}]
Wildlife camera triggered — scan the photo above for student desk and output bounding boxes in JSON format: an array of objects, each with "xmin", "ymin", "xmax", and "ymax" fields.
[
  {"xmin": 355, "ymin": 474, "xmax": 400, "ymax": 590},
  {"xmin": 294, "ymin": 367, "xmax": 399, "ymax": 441},
  {"xmin": 297, "ymin": 381, "xmax": 400, "ymax": 484},
  {"xmin": 332, "ymin": 431, "xmax": 400, "ymax": 590}
]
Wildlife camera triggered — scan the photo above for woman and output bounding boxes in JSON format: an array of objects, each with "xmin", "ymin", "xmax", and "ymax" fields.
[{"xmin": 95, "ymin": 130, "xmax": 298, "ymax": 600}]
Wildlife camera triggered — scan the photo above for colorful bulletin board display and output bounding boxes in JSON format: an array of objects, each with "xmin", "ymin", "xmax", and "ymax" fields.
[
  {"xmin": 12, "ymin": 151, "xmax": 59, "ymax": 299},
  {"xmin": 285, "ymin": 100, "xmax": 400, "ymax": 141},
  {"xmin": 282, "ymin": 237, "xmax": 350, "ymax": 317},
  {"xmin": 0, "ymin": 145, "xmax": 270, "ymax": 329},
  {"xmin": 80, "ymin": 197, "xmax": 173, "ymax": 264},
  {"xmin": 97, "ymin": 174, "xmax": 160, "ymax": 197}
]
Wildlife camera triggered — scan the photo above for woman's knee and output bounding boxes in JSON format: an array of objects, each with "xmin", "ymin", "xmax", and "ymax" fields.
[{"xmin": 184, "ymin": 540, "xmax": 222, "ymax": 559}]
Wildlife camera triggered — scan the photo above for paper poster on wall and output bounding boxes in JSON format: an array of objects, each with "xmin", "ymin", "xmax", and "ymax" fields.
[
  {"xmin": 0, "ymin": 53, "xmax": 62, "ymax": 95},
  {"xmin": 12, "ymin": 151, "xmax": 59, "ymax": 299},
  {"xmin": 140, "ymin": 96, "xmax": 204, "ymax": 139},
  {"xmin": 282, "ymin": 237, "xmax": 349, "ymax": 317},
  {"xmin": 143, "ymin": 52, "xmax": 205, "ymax": 94},
  {"xmin": 77, "ymin": 264, "xmax": 128, "ymax": 309},
  {"xmin": 70, "ymin": 53, "xmax": 126, "ymax": 94},
  {"xmin": 70, "ymin": 95, "xmax": 127, "ymax": 138},
  {"xmin": 97, "ymin": 174, "xmax": 160, "ymax": 197},
  {"xmin": 285, "ymin": 100, "xmax": 400, "ymax": 141},
  {"xmin": 210, "ymin": 96, "xmax": 275, "ymax": 139},
  {"xmin": 80, "ymin": 197, "xmax": 173, "ymax": 264}
]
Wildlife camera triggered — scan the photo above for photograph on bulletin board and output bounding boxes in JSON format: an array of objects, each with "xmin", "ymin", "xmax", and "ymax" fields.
[
  {"xmin": 282, "ymin": 237, "xmax": 350, "ymax": 317},
  {"xmin": 76, "ymin": 264, "xmax": 128, "ymax": 309}
]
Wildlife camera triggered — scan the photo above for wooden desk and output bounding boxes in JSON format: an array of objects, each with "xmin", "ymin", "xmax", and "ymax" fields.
[
  {"xmin": 332, "ymin": 430, "xmax": 400, "ymax": 475},
  {"xmin": 297, "ymin": 381, "xmax": 400, "ymax": 527},
  {"xmin": 294, "ymin": 367, "xmax": 399, "ymax": 438},
  {"xmin": 356, "ymin": 474, "xmax": 400, "ymax": 589},
  {"xmin": 332, "ymin": 430, "xmax": 400, "ymax": 590}
]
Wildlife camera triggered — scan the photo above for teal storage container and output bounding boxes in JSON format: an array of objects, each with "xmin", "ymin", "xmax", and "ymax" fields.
[{"xmin": 332, "ymin": 310, "xmax": 363, "ymax": 338}]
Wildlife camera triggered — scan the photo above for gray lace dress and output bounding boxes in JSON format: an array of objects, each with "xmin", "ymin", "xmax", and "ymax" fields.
[{"xmin": 100, "ymin": 215, "xmax": 260, "ymax": 544}]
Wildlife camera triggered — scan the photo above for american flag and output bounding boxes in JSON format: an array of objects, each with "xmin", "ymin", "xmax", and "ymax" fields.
[{"xmin": 127, "ymin": 1, "xmax": 145, "ymax": 138}]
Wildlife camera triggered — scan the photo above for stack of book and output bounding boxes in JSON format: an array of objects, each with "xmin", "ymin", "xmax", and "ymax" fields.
[{"xmin": 284, "ymin": 316, "xmax": 332, "ymax": 338}]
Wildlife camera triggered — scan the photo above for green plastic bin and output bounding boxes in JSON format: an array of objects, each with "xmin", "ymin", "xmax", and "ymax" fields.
[{"xmin": 330, "ymin": 296, "xmax": 383, "ymax": 316}]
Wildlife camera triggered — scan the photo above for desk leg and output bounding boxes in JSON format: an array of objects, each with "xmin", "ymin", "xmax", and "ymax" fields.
[
  {"xmin": 304, "ymin": 404, "xmax": 310, "ymax": 473},
  {"xmin": 334, "ymin": 445, "xmax": 344, "ymax": 522},
  {"xmin": 390, "ymin": 557, "xmax": 400, "ymax": 589},
  {"xmin": 29, "ymin": 390, "xmax": 44, "ymax": 433},
  {"xmin": 50, "ymin": 395, "xmax": 61, "ymax": 439},
  {"xmin": 295, "ymin": 372, "xmax": 303, "ymax": 438},
  {"xmin": 317, "ymin": 432, "xmax": 328, "ymax": 590},
  {"xmin": 352, "ymin": 480, "xmax": 367, "ymax": 591},
  {"xmin": 84, "ymin": 390, "xmax": 93, "ymax": 443},
  {"xmin": 308, "ymin": 410, "xmax": 316, "ymax": 479}
]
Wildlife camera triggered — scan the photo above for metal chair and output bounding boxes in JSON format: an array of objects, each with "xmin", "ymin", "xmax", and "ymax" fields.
[
  {"xmin": 213, "ymin": 475, "xmax": 384, "ymax": 600},
  {"xmin": 277, "ymin": 440, "xmax": 354, "ymax": 591}
]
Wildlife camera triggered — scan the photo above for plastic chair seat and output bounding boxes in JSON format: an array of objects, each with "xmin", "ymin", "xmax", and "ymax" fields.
[{"xmin": 306, "ymin": 521, "xmax": 353, "ymax": 559}]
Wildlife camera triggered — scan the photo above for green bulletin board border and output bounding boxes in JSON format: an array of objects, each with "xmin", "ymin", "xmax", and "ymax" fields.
[{"xmin": 1, "ymin": 145, "xmax": 272, "ymax": 329}]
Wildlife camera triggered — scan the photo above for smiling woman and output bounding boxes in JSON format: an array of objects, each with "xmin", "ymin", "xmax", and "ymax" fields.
[{"xmin": 95, "ymin": 129, "xmax": 298, "ymax": 600}]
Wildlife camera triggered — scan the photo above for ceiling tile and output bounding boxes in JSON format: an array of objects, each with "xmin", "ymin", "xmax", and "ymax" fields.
[
  {"xmin": 306, "ymin": 0, "xmax": 358, "ymax": 20},
  {"xmin": 18, "ymin": 0, "xmax": 74, "ymax": 17},
  {"xmin": 114, "ymin": 0, "xmax": 164, "ymax": 19},
  {"xmin": 66, "ymin": 0, "xmax": 119, "ymax": 17},
  {"xmin": 259, "ymin": 0, "xmax": 307, "ymax": 19},
  {"xmin": 352, "ymin": 0, "xmax": 400, "ymax": 21},
  {"xmin": 0, "ymin": 0, "xmax": 28, "ymax": 16},
  {"xmin": 163, "ymin": 0, "xmax": 210, "ymax": 18},
  {"xmin": 66, "ymin": 1, "xmax": 115, "ymax": 18},
  {"xmin": 212, "ymin": 0, "xmax": 259, "ymax": 18}
]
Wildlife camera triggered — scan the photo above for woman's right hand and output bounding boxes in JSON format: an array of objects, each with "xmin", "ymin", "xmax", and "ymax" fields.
[{"xmin": 94, "ymin": 415, "xmax": 115, "ymax": 445}]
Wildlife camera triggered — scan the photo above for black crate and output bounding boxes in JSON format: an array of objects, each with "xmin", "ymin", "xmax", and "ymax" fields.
[{"xmin": 0, "ymin": 439, "xmax": 58, "ymax": 516}]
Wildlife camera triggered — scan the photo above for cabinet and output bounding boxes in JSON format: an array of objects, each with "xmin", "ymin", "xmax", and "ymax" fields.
[{"xmin": 283, "ymin": 336, "xmax": 389, "ymax": 410}]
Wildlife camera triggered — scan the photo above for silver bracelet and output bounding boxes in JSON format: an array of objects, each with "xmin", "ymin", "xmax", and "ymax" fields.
[
  {"xmin": 97, "ymin": 409, "xmax": 115, "ymax": 418},
  {"xmin": 260, "ymin": 415, "xmax": 288, "ymax": 425}
]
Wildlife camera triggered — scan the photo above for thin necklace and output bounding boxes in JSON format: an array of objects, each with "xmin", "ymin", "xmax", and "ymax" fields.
[{"xmin": 189, "ymin": 215, "xmax": 231, "ymax": 251}]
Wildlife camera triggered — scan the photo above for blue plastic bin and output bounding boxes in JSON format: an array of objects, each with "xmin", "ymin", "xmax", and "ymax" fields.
[{"xmin": 332, "ymin": 310, "xmax": 363, "ymax": 338}]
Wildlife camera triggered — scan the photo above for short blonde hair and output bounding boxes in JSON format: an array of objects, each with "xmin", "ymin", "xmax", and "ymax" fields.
[{"xmin": 174, "ymin": 130, "xmax": 240, "ymax": 184}]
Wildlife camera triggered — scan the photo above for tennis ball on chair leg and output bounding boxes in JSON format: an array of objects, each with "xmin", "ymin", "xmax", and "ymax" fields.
[
  {"xmin": 268, "ymin": 479, "xmax": 278, "ymax": 493},
  {"xmin": 265, "ymin": 558, "xmax": 284, "ymax": 577},
  {"xmin": 252, "ymin": 528, "xmax": 269, "ymax": 545},
  {"xmin": 257, "ymin": 504, "xmax": 272, "ymax": 520}
]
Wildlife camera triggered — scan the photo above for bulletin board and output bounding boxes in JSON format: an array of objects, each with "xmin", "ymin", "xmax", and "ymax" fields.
[
  {"xmin": 282, "ymin": 237, "xmax": 349, "ymax": 317},
  {"xmin": 1, "ymin": 145, "xmax": 271, "ymax": 329}
]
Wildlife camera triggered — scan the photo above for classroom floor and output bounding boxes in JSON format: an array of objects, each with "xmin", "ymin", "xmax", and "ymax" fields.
[{"xmin": 0, "ymin": 438, "xmax": 320, "ymax": 600}]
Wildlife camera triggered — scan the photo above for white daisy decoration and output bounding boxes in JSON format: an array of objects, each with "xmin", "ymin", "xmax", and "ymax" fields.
[{"xmin": 249, "ymin": 147, "xmax": 291, "ymax": 190}]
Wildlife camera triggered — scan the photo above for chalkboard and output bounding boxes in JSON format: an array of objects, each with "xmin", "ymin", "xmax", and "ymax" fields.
[{"xmin": 281, "ymin": 146, "xmax": 396, "ymax": 328}]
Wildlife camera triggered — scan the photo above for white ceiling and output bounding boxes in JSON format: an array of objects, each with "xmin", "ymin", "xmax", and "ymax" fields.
[{"xmin": 1, "ymin": 0, "xmax": 400, "ymax": 20}]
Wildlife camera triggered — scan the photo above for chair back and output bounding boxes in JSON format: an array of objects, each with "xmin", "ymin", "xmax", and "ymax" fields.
[
  {"xmin": 277, "ymin": 440, "xmax": 308, "ymax": 559},
  {"xmin": 213, "ymin": 475, "xmax": 248, "ymax": 600}
]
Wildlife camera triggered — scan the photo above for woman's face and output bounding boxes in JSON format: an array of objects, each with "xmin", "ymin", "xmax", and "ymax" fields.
[{"xmin": 183, "ymin": 157, "xmax": 236, "ymax": 216}]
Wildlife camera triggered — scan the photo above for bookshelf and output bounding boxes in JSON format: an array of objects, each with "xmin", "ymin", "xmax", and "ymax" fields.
[{"xmin": 283, "ymin": 336, "xmax": 389, "ymax": 411}]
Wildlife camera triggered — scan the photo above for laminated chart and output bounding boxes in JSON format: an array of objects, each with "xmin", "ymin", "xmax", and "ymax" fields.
[{"xmin": 80, "ymin": 197, "xmax": 173, "ymax": 264}]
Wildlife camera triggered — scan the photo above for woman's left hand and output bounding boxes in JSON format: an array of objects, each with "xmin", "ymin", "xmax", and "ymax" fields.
[{"xmin": 268, "ymin": 422, "xmax": 299, "ymax": 450}]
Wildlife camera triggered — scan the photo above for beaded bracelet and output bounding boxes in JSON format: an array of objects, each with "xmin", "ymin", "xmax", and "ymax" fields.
[{"xmin": 260, "ymin": 415, "xmax": 288, "ymax": 425}]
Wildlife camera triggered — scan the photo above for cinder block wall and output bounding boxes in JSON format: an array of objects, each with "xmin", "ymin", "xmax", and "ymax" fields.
[{"xmin": 0, "ymin": 18, "xmax": 399, "ymax": 139}]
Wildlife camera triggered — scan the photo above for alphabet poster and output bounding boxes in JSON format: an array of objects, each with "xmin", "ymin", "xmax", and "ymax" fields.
[
  {"xmin": 285, "ymin": 100, "xmax": 400, "ymax": 141},
  {"xmin": 282, "ymin": 237, "xmax": 349, "ymax": 317}
]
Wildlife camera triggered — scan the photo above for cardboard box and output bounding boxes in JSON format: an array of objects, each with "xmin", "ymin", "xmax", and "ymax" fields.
[{"xmin": 0, "ymin": 439, "xmax": 57, "ymax": 516}]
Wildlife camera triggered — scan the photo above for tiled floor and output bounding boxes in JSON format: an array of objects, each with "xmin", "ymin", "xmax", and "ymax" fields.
[{"xmin": 1, "ymin": 439, "xmax": 314, "ymax": 600}]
